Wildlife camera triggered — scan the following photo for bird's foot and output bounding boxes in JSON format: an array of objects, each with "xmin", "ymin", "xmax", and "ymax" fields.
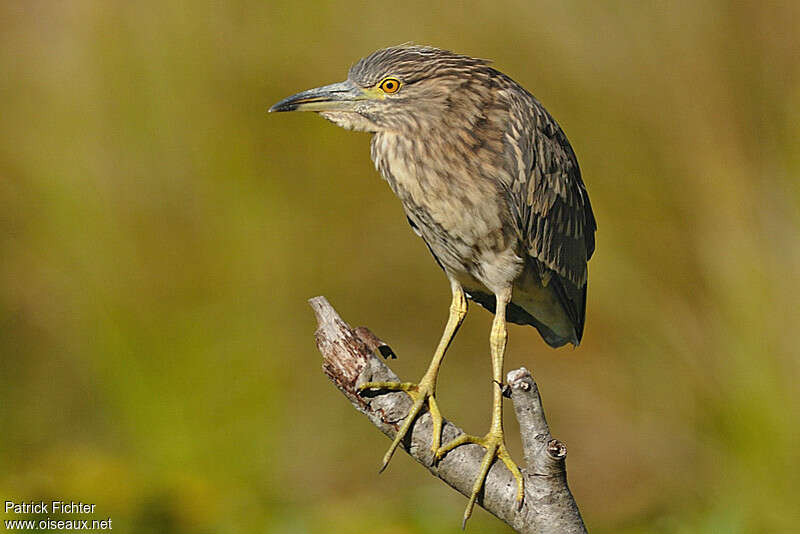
[
  {"xmin": 357, "ymin": 376, "xmax": 443, "ymax": 471},
  {"xmin": 436, "ymin": 430, "xmax": 524, "ymax": 528}
]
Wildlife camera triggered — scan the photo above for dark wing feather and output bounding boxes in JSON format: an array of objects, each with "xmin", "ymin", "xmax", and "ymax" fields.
[{"xmin": 500, "ymin": 81, "xmax": 597, "ymax": 340}]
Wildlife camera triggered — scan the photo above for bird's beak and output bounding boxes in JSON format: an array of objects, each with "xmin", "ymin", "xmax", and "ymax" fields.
[{"xmin": 269, "ymin": 80, "xmax": 366, "ymax": 113}]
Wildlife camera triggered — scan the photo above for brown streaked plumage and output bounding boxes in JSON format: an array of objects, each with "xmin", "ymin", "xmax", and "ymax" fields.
[{"xmin": 270, "ymin": 44, "xmax": 596, "ymax": 526}]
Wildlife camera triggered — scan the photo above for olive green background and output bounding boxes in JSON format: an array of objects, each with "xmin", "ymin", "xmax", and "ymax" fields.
[{"xmin": 1, "ymin": 2, "xmax": 798, "ymax": 532}]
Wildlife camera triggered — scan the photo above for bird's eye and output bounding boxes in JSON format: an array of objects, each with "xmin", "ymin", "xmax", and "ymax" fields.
[{"xmin": 378, "ymin": 78, "xmax": 401, "ymax": 94}]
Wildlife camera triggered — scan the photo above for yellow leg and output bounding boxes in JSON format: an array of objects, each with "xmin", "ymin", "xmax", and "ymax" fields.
[
  {"xmin": 359, "ymin": 280, "xmax": 468, "ymax": 471},
  {"xmin": 436, "ymin": 288, "xmax": 524, "ymax": 528}
]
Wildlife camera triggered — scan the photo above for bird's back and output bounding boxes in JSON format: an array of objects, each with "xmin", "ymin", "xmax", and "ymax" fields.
[{"xmin": 497, "ymin": 72, "xmax": 596, "ymax": 346}]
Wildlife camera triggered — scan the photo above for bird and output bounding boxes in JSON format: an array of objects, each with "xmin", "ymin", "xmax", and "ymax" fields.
[{"xmin": 270, "ymin": 45, "xmax": 596, "ymax": 526}]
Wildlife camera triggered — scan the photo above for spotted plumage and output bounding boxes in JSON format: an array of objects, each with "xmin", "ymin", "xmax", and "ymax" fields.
[
  {"xmin": 347, "ymin": 45, "xmax": 596, "ymax": 346},
  {"xmin": 270, "ymin": 44, "xmax": 596, "ymax": 525}
]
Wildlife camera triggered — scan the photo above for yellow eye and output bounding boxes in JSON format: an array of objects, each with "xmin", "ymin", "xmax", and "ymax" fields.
[{"xmin": 378, "ymin": 77, "xmax": 401, "ymax": 94}]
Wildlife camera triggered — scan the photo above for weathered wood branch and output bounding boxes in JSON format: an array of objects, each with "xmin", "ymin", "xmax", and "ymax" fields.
[{"xmin": 310, "ymin": 296, "xmax": 587, "ymax": 533}]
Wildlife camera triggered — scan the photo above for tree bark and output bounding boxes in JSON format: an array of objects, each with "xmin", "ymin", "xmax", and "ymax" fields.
[{"xmin": 310, "ymin": 296, "xmax": 587, "ymax": 533}]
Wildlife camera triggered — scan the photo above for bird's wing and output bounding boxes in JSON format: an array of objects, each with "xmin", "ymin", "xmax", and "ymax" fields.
[{"xmin": 501, "ymin": 88, "xmax": 597, "ymax": 338}]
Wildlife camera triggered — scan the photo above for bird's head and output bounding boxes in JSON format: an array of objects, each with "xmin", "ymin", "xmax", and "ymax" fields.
[{"xmin": 269, "ymin": 45, "xmax": 491, "ymax": 133}]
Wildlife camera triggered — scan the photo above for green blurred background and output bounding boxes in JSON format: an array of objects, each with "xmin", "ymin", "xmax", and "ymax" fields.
[{"xmin": 1, "ymin": 1, "xmax": 798, "ymax": 532}]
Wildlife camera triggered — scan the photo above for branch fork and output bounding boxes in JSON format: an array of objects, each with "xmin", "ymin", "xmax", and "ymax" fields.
[{"xmin": 310, "ymin": 296, "xmax": 586, "ymax": 533}]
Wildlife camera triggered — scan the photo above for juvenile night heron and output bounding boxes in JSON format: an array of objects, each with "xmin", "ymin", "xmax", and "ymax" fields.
[{"xmin": 270, "ymin": 45, "xmax": 596, "ymax": 525}]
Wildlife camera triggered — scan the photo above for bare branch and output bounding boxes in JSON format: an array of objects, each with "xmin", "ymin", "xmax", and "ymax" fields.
[{"xmin": 310, "ymin": 296, "xmax": 587, "ymax": 533}]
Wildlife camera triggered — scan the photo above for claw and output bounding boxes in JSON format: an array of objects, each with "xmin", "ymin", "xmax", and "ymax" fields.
[
  {"xmin": 427, "ymin": 396, "xmax": 443, "ymax": 454},
  {"xmin": 358, "ymin": 381, "xmax": 418, "ymax": 393},
  {"xmin": 358, "ymin": 377, "xmax": 445, "ymax": 470},
  {"xmin": 437, "ymin": 431, "xmax": 525, "ymax": 526}
]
